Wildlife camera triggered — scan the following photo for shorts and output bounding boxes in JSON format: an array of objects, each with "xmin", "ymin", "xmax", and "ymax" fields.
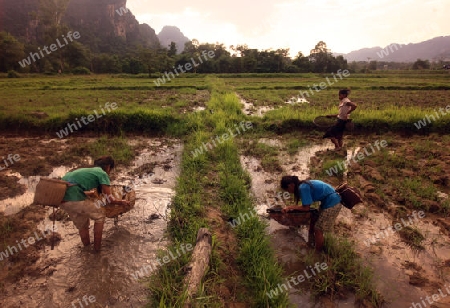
[
  {"xmin": 323, "ymin": 119, "xmax": 349, "ymax": 139},
  {"xmin": 315, "ymin": 204, "xmax": 342, "ymax": 233},
  {"xmin": 60, "ymin": 199, "xmax": 106, "ymax": 230}
]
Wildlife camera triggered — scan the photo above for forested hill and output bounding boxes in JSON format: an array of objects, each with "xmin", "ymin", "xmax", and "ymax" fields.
[
  {"xmin": 344, "ymin": 36, "xmax": 450, "ymax": 62},
  {"xmin": 158, "ymin": 26, "xmax": 190, "ymax": 53},
  {"xmin": 0, "ymin": 0, "xmax": 160, "ymax": 52},
  {"xmin": 1, "ymin": 1, "xmax": 445, "ymax": 74}
]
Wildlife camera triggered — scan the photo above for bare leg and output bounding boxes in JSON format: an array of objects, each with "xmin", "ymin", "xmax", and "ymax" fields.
[
  {"xmin": 79, "ymin": 227, "xmax": 90, "ymax": 246},
  {"xmin": 314, "ymin": 229, "xmax": 324, "ymax": 253},
  {"xmin": 330, "ymin": 138, "xmax": 340, "ymax": 149},
  {"xmin": 308, "ymin": 212, "xmax": 318, "ymax": 247},
  {"xmin": 93, "ymin": 222, "xmax": 104, "ymax": 252}
]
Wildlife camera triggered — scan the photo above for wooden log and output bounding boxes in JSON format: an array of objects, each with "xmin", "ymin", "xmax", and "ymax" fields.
[{"xmin": 183, "ymin": 228, "xmax": 212, "ymax": 306}]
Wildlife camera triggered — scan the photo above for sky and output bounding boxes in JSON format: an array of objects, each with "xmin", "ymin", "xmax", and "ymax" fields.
[{"xmin": 127, "ymin": 0, "xmax": 449, "ymax": 57}]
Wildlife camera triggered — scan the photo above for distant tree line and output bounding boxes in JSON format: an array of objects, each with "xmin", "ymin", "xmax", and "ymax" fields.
[
  {"xmin": 1, "ymin": 0, "xmax": 447, "ymax": 75},
  {"xmin": 0, "ymin": 31, "xmax": 348, "ymax": 75},
  {"xmin": 0, "ymin": 29, "xmax": 445, "ymax": 75}
]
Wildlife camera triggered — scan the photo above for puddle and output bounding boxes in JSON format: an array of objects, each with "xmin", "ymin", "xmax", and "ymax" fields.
[
  {"xmin": 193, "ymin": 106, "xmax": 206, "ymax": 112},
  {"xmin": 182, "ymin": 106, "xmax": 206, "ymax": 114},
  {"xmin": 258, "ymin": 138, "xmax": 283, "ymax": 148},
  {"xmin": 239, "ymin": 97, "xmax": 274, "ymax": 117},
  {"xmin": 282, "ymin": 143, "xmax": 331, "ymax": 178},
  {"xmin": 240, "ymin": 142, "xmax": 332, "ymax": 306},
  {"xmin": 240, "ymin": 140, "xmax": 443, "ymax": 307},
  {"xmin": 349, "ymin": 204, "xmax": 450, "ymax": 307},
  {"xmin": 0, "ymin": 138, "xmax": 183, "ymax": 308},
  {"xmin": 0, "ymin": 166, "xmax": 74, "ymax": 215},
  {"xmin": 285, "ymin": 96, "xmax": 310, "ymax": 104}
]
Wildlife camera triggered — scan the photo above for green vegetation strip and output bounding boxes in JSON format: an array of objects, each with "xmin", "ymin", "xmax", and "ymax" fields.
[
  {"xmin": 316, "ymin": 235, "xmax": 384, "ymax": 307},
  {"xmin": 2, "ymin": 73, "xmax": 450, "ymax": 134},
  {"xmin": 0, "ymin": 109, "xmax": 181, "ymax": 135},
  {"xmin": 148, "ymin": 77, "xmax": 288, "ymax": 307}
]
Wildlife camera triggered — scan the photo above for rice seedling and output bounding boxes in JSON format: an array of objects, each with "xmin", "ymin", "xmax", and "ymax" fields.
[{"xmin": 397, "ymin": 226, "xmax": 425, "ymax": 251}]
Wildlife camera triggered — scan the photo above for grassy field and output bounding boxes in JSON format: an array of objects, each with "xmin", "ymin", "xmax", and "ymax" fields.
[
  {"xmin": 1, "ymin": 71, "xmax": 449, "ymax": 307},
  {"xmin": 1, "ymin": 71, "xmax": 449, "ymax": 135}
]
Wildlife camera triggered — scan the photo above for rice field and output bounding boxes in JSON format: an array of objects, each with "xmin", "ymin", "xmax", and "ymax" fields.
[
  {"xmin": 1, "ymin": 71, "xmax": 449, "ymax": 135},
  {"xmin": 1, "ymin": 71, "xmax": 449, "ymax": 307}
]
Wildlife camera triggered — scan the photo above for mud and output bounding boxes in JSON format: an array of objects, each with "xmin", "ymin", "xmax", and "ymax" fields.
[
  {"xmin": 0, "ymin": 137, "xmax": 182, "ymax": 308},
  {"xmin": 241, "ymin": 141, "xmax": 334, "ymax": 307},
  {"xmin": 240, "ymin": 134, "xmax": 450, "ymax": 307}
]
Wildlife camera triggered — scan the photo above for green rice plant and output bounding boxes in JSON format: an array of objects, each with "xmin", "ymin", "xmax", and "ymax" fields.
[
  {"xmin": 149, "ymin": 76, "xmax": 287, "ymax": 307},
  {"xmin": 310, "ymin": 234, "xmax": 385, "ymax": 307},
  {"xmin": 403, "ymin": 178, "xmax": 438, "ymax": 201},
  {"xmin": 0, "ymin": 215, "xmax": 17, "ymax": 250},
  {"xmin": 71, "ymin": 135, "xmax": 134, "ymax": 165},
  {"xmin": 397, "ymin": 226, "xmax": 425, "ymax": 251},
  {"xmin": 322, "ymin": 159, "xmax": 346, "ymax": 178},
  {"xmin": 441, "ymin": 200, "xmax": 450, "ymax": 216},
  {"xmin": 286, "ymin": 138, "xmax": 309, "ymax": 156}
]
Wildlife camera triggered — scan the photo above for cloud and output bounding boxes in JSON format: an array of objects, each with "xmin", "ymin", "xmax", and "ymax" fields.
[{"xmin": 128, "ymin": 0, "xmax": 450, "ymax": 55}]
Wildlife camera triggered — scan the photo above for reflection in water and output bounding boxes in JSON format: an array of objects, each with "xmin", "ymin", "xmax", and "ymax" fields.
[
  {"xmin": 0, "ymin": 139, "xmax": 182, "ymax": 308},
  {"xmin": 0, "ymin": 166, "xmax": 73, "ymax": 215},
  {"xmin": 241, "ymin": 142, "xmax": 331, "ymax": 307},
  {"xmin": 285, "ymin": 96, "xmax": 310, "ymax": 104},
  {"xmin": 239, "ymin": 97, "xmax": 274, "ymax": 117}
]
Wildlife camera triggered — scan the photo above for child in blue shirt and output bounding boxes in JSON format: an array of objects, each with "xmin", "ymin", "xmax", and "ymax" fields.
[{"xmin": 281, "ymin": 176, "xmax": 342, "ymax": 253}]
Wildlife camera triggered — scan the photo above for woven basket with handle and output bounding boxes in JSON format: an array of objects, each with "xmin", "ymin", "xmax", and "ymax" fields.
[
  {"xmin": 89, "ymin": 185, "xmax": 136, "ymax": 218},
  {"xmin": 266, "ymin": 207, "xmax": 319, "ymax": 227},
  {"xmin": 33, "ymin": 178, "xmax": 70, "ymax": 207}
]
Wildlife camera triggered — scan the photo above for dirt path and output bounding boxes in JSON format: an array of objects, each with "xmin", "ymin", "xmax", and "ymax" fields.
[{"xmin": 0, "ymin": 137, "xmax": 182, "ymax": 308}]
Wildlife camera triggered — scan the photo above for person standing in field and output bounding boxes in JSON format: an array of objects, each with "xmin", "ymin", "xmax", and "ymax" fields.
[
  {"xmin": 59, "ymin": 156, "xmax": 130, "ymax": 252},
  {"xmin": 323, "ymin": 89, "xmax": 357, "ymax": 150},
  {"xmin": 280, "ymin": 176, "xmax": 342, "ymax": 253}
]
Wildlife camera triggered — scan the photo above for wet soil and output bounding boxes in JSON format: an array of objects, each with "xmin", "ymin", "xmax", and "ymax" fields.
[
  {"xmin": 144, "ymin": 89, "xmax": 210, "ymax": 113},
  {"xmin": 0, "ymin": 136, "xmax": 182, "ymax": 308},
  {"xmin": 240, "ymin": 133, "xmax": 450, "ymax": 307},
  {"xmin": 2, "ymin": 130, "xmax": 450, "ymax": 307}
]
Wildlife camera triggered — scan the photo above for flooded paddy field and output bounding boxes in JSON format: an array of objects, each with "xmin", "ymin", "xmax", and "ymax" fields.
[
  {"xmin": 239, "ymin": 132, "xmax": 450, "ymax": 307},
  {"xmin": 0, "ymin": 136, "xmax": 182, "ymax": 307},
  {"xmin": 1, "ymin": 73, "xmax": 450, "ymax": 307}
]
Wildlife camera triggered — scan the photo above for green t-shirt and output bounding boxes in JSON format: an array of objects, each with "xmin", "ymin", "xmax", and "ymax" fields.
[{"xmin": 62, "ymin": 167, "xmax": 111, "ymax": 201}]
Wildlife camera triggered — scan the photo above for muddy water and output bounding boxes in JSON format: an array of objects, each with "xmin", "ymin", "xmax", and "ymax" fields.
[
  {"xmin": 240, "ymin": 139, "xmax": 448, "ymax": 307},
  {"xmin": 239, "ymin": 95, "xmax": 310, "ymax": 118},
  {"xmin": 285, "ymin": 96, "xmax": 310, "ymax": 104},
  {"xmin": 238, "ymin": 97, "xmax": 274, "ymax": 117},
  {"xmin": 241, "ymin": 141, "xmax": 333, "ymax": 307},
  {"xmin": 348, "ymin": 204, "xmax": 450, "ymax": 307},
  {"xmin": 0, "ymin": 166, "xmax": 71, "ymax": 215},
  {"xmin": 0, "ymin": 139, "xmax": 182, "ymax": 308}
]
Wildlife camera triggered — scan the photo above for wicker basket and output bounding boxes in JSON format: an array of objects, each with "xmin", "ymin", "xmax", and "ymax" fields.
[
  {"xmin": 89, "ymin": 185, "xmax": 136, "ymax": 218},
  {"xmin": 33, "ymin": 178, "xmax": 70, "ymax": 207},
  {"xmin": 266, "ymin": 207, "xmax": 318, "ymax": 227},
  {"xmin": 335, "ymin": 182, "xmax": 363, "ymax": 209}
]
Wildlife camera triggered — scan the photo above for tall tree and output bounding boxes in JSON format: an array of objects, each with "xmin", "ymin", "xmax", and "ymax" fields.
[
  {"xmin": 292, "ymin": 51, "xmax": 311, "ymax": 72},
  {"xmin": 0, "ymin": 32, "xmax": 25, "ymax": 72},
  {"xmin": 168, "ymin": 42, "xmax": 177, "ymax": 57},
  {"xmin": 309, "ymin": 41, "xmax": 332, "ymax": 73}
]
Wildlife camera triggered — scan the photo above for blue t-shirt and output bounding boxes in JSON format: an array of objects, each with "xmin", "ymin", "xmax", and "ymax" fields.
[{"xmin": 299, "ymin": 180, "xmax": 341, "ymax": 210}]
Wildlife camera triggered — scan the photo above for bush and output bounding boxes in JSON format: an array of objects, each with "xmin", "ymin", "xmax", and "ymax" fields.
[
  {"xmin": 7, "ymin": 70, "xmax": 20, "ymax": 78},
  {"xmin": 72, "ymin": 67, "xmax": 91, "ymax": 75}
]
